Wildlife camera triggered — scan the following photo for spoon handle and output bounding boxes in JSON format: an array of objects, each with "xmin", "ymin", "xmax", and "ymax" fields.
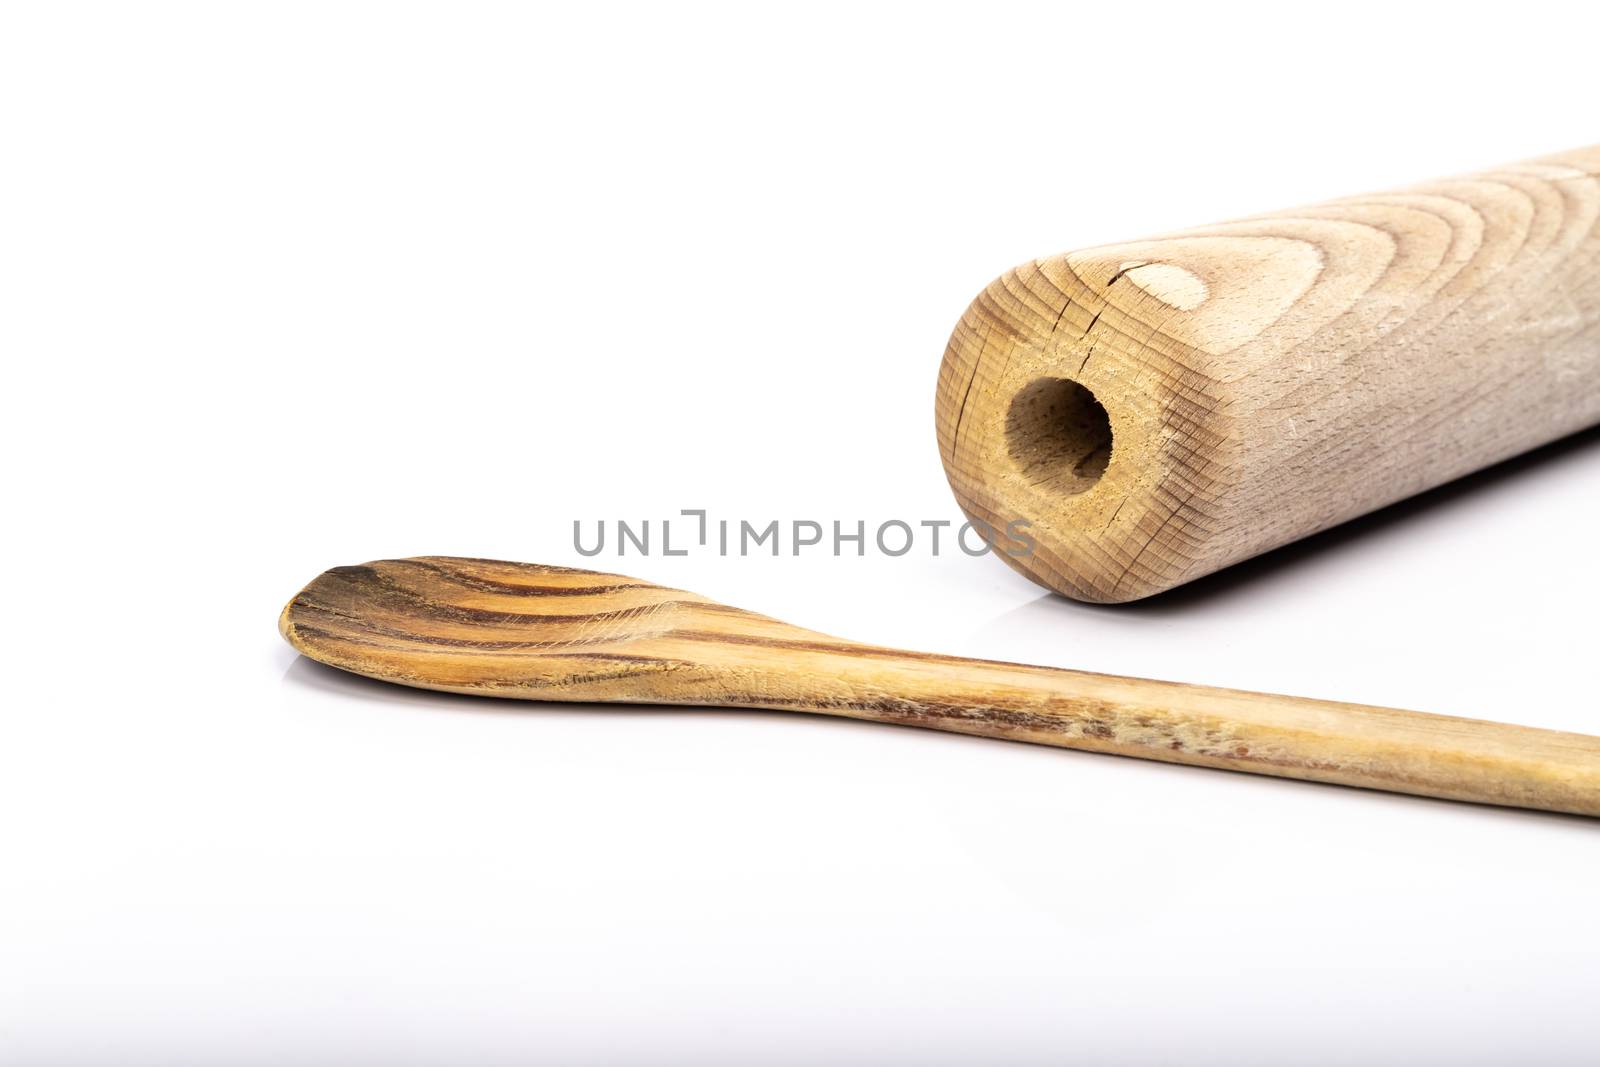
[{"xmin": 710, "ymin": 642, "xmax": 1600, "ymax": 815}]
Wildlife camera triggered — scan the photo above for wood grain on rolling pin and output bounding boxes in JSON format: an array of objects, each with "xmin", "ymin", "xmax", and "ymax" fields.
[{"xmin": 937, "ymin": 146, "xmax": 1600, "ymax": 602}]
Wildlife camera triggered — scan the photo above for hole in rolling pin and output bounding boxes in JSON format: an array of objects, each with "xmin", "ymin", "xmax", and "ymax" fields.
[{"xmin": 1004, "ymin": 377, "xmax": 1112, "ymax": 494}]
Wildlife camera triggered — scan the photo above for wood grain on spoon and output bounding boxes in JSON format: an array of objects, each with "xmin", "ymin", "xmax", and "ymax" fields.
[{"xmin": 281, "ymin": 556, "xmax": 1600, "ymax": 817}]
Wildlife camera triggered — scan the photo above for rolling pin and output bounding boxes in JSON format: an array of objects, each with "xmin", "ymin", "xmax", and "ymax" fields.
[{"xmin": 936, "ymin": 145, "xmax": 1600, "ymax": 602}]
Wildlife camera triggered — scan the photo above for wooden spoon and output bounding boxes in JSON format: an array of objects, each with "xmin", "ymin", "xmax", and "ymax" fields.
[{"xmin": 280, "ymin": 556, "xmax": 1600, "ymax": 816}]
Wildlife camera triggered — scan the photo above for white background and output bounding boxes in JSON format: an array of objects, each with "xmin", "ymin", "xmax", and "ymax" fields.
[{"xmin": 4, "ymin": 3, "xmax": 1599, "ymax": 1064}]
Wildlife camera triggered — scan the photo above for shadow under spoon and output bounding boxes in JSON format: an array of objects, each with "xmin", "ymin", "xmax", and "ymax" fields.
[{"xmin": 280, "ymin": 556, "xmax": 1600, "ymax": 817}]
